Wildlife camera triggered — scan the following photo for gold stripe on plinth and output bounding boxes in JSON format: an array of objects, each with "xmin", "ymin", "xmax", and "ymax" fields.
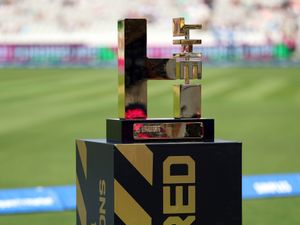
[
  {"xmin": 76, "ymin": 140, "xmax": 87, "ymax": 179},
  {"xmin": 114, "ymin": 179, "xmax": 151, "ymax": 225},
  {"xmin": 115, "ymin": 144, "xmax": 153, "ymax": 185},
  {"xmin": 76, "ymin": 176, "xmax": 87, "ymax": 225}
]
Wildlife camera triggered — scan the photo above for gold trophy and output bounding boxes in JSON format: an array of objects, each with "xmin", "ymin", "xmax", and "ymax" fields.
[
  {"xmin": 108, "ymin": 18, "xmax": 213, "ymax": 142},
  {"xmin": 76, "ymin": 18, "xmax": 241, "ymax": 225}
]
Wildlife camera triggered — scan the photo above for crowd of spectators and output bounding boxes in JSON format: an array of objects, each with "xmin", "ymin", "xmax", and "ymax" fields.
[{"xmin": 0, "ymin": 0, "xmax": 299, "ymax": 56}]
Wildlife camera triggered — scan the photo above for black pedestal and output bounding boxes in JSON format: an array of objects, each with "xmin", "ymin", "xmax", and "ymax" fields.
[
  {"xmin": 76, "ymin": 139, "xmax": 242, "ymax": 225},
  {"xmin": 106, "ymin": 118, "xmax": 214, "ymax": 143}
]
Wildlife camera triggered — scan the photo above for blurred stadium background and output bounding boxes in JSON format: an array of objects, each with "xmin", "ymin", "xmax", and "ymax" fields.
[
  {"xmin": 0, "ymin": 0, "xmax": 300, "ymax": 65},
  {"xmin": 0, "ymin": 0, "xmax": 300, "ymax": 225}
]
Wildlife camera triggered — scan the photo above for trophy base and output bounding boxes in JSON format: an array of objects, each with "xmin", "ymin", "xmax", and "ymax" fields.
[
  {"xmin": 76, "ymin": 139, "xmax": 242, "ymax": 225},
  {"xmin": 106, "ymin": 118, "xmax": 214, "ymax": 143}
]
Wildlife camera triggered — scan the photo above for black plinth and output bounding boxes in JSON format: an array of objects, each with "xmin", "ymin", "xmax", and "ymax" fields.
[
  {"xmin": 76, "ymin": 139, "xmax": 242, "ymax": 225},
  {"xmin": 106, "ymin": 118, "xmax": 214, "ymax": 143}
]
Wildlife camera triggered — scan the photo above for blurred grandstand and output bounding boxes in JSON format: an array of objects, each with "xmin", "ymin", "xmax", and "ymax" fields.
[{"xmin": 0, "ymin": 0, "xmax": 299, "ymax": 66}]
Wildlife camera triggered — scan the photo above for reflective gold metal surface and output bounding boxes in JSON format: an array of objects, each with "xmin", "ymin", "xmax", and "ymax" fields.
[
  {"xmin": 173, "ymin": 53, "xmax": 202, "ymax": 58},
  {"xmin": 118, "ymin": 19, "xmax": 177, "ymax": 119},
  {"xmin": 172, "ymin": 17, "xmax": 202, "ymax": 118},
  {"xmin": 173, "ymin": 40, "xmax": 202, "ymax": 45},
  {"xmin": 118, "ymin": 18, "xmax": 203, "ymax": 119},
  {"xmin": 173, "ymin": 18, "xmax": 202, "ymax": 36},
  {"xmin": 175, "ymin": 61, "xmax": 202, "ymax": 80},
  {"xmin": 173, "ymin": 18, "xmax": 186, "ymax": 37},
  {"xmin": 133, "ymin": 122, "xmax": 204, "ymax": 140},
  {"xmin": 173, "ymin": 84, "xmax": 201, "ymax": 118}
]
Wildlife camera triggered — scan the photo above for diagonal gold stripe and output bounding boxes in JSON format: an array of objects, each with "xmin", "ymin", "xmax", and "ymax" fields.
[
  {"xmin": 76, "ymin": 140, "xmax": 87, "ymax": 179},
  {"xmin": 114, "ymin": 179, "xmax": 151, "ymax": 225},
  {"xmin": 76, "ymin": 176, "xmax": 87, "ymax": 225},
  {"xmin": 115, "ymin": 144, "xmax": 153, "ymax": 185}
]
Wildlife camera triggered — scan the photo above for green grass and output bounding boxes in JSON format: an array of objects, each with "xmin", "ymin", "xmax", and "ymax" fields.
[{"xmin": 0, "ymin": 67, "xmax": 300, "ymax": 224}]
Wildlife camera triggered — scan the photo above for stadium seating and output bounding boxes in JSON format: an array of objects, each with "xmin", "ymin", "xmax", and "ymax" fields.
[{"xmin": 0, "ymin": 0, "xmax": 299, "ymax": 48}]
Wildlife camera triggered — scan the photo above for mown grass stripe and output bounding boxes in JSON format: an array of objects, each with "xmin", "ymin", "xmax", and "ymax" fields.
[
  {"xmin": 228, "ymin": 77, "xmax": 288, "ymax": 102},
  {"xmin": 0, "ymin": 70, "xmax": 116, "ymax": 101},
  {"xmin": 0, "ymin": 78, "xmax": 115, "ymax": 112}
]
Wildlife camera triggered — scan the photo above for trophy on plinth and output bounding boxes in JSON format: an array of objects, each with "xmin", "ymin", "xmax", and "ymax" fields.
[{"xmin": 76, "ymin": 18, "xmax": 242, "ymax": 225}]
